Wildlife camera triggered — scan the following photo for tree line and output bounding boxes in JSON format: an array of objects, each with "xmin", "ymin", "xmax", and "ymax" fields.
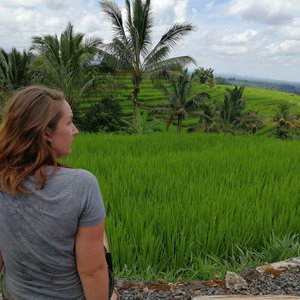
[
  {"xmin": 0, "ymin": 0, "xmax": 194, "ymax": 125},
  {"xmin": 0, "ymin": 0, "xmax": 299, "ymax": 139}
]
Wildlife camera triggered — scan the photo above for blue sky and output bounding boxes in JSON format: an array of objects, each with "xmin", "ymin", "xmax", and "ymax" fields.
[{"xmin": 0, "ymin": 0, "xmax": 300, "ymax": 82}]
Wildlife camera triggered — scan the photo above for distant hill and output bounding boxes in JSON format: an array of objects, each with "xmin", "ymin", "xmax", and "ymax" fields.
[{"xmin": 216, "ymin": 73, "xmax": 300, "ymax": 95}]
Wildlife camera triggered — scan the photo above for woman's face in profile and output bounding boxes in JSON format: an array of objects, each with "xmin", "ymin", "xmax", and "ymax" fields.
[{"xmin": 47, "ymin": 100, "xmax": 79, "ymax": 157}]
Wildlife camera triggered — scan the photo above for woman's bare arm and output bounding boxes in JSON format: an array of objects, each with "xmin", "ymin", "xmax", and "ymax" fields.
[{"xmin": 76, "ymin": 222, "xmax": 108, "ymax": 300}]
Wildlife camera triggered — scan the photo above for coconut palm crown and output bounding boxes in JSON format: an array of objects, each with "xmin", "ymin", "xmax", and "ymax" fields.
[
  {"xmin": 100, "ymin": 0, "xmax": 196, "ymax": 127},
  {"xmin": 0, "ymin": 47, "xmax": 31, "ymax": 91},
  {"xmin": 152, "ymin": 68, "xmax": 210, "ymax": 132},
  {"xmin": 31, "ymin": 22, "xmax": 102, "ymax": 106}
]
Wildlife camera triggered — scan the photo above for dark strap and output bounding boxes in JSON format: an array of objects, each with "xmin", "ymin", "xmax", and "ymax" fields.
[{"xmin": 104, "ymin": 247, "xmax": 114, "ymax": 299}]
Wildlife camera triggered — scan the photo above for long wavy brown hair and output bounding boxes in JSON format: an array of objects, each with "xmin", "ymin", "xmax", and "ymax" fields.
[{"xmin": 0, "ymin": 86, "xmax": 66, "ymax": 195}]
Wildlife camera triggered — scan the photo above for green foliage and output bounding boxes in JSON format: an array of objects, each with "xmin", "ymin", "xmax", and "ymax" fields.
[
  {"xmin": 123, "ymin": 109, "xmax": 161, "ymax": 134},
  {"xmin": 80, "ymin": 71, "xmax": 122, "ymax": 100},
  {"xmin": 152, "ymin": 68, "xmax": 210, "ymax": 132},
  {"xmin": 195, "ymin": 67, "xmax": 214, "ymax": 84},
  {"xmin": 262, "ymin": 233, "xmax": 300, "ymax": 262},
  {"xmin": 205, "ymin": 76, "xmax": 216, "ymax": 88},
  {"xmin": 0, "ymin": 47, "xmax": 32, "ymax": 91},
  {"xmin": 220, "ymin": 85, "xmax": 245, "ymax": 125},
  {"xmin": 215, "ymin": 77, "xmax": 230, "ymax": 85},
  {"xmin": 79, "ymin": 74, "xmax": 300, "ymax": 132},
  {"xmin": 235, "ymin": 110, "xmax": 264, "ymax": 134},
  {"xmin": 64, "ymin": 133, "xmax": 300, "ymax": 281},
  {"xmin": 31, "ymin": 22, "xmax": 102, "ymax": 106},
  {"xmin": 82, "ymin": 97, "xmax": 124, "ymax": 133},
  {"xmin": 272, "ymin": 103, "xmax": 300, "ymax": 140},
  {"xmin": 75, "ymin": 73, "xmax": 300, "ymax": 135},
  {"xmin": 188, "ymin": 86, "xmax": 264, "ymax": 134},
  {"xmin": 0, "ymin": 90, "xmax": 8, "ymax": 118}
]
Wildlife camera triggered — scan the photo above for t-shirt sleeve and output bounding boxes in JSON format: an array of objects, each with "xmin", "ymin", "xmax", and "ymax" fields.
[{"xmin": 74, "ymin": 170, "xmax": 106, "ymax": 227}]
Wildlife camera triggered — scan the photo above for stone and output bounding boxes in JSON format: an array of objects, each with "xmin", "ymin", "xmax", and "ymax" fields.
[
  {"xmin": 225, "ymin": 271, "xmax": 249, "ymax": 291},
  {"xmin": 241, "ymin": 267, "xmax": 260, "ymax": 282},
  {"xmin": 257, "ymin": 257, "xmax": 300, "ymax": 274}
]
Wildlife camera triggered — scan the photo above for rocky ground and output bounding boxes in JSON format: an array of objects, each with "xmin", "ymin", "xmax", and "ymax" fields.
[{"xmin": 114, "ymin": 258, "xmax": 300, "ymax": 300}]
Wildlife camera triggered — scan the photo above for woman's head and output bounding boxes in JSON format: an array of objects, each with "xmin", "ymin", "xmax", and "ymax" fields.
[{"xmin": 0, "ymin": 85, "xmax": 79, "ymax": 194}]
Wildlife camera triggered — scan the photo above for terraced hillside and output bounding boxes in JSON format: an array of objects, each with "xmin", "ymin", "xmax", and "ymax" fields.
[{"xmin": 79, "ymin": 74, "xmax": 300, "ymax": 131}]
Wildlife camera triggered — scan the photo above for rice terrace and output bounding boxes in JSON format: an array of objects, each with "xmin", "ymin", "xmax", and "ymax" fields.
[
  {"xmin": 1, "ymin": 0, "xmax": 300, "ymax": 295},
  {"xmin": 63, "ymin": 132, "xmax": 300, "ymax": 281}
]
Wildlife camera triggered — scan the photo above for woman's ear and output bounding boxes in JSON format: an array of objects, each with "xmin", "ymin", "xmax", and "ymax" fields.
[{"xmin": 44, "ymin": 127, "xmax": 53, "ymax": 143}]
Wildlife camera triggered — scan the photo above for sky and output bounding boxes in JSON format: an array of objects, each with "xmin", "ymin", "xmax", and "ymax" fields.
[{"xmin": 0, "ymin": 0, "xmax": 300, "ymax": 83}]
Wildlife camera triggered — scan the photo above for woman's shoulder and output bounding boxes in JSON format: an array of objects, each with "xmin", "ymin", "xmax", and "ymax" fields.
[
  {"xmin": 56, "ymin": 167, "xmax": 98, "ymax": 183},
  {"xmin": 55, "ymin": 168, "xmax": 100, "ymax": 197}
]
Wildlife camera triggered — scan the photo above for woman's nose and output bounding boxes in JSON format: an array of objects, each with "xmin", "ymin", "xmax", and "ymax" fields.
[{"xmin": 73, "ymin": 124, "xmax": 79, "ymax": 135}]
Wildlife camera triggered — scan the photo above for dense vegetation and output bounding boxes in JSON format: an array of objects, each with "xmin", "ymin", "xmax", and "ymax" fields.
[
  {"xmin": 75, "ymin": 74, "xmax": 300, "ymax": 138},
  {"xmin": 0, "ymin": 0, "xmax": 299, "ymax": 137},
  {"xmin": 63, "ymin": 133, "xmax": 300, "ymax": 281}
]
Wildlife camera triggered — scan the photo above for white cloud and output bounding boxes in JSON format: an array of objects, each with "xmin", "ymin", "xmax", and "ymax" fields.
[
  {"xmin": 264, "ymin": 40, "xmax": 300, "ymax": 56},
  {"xmin": 0, "ymin": 0, "xmax": 71, "ymax": 10},
  {"xmin": 15, "ymin": 9, "xmax": 35, "ymax": 23},
  {"xmin": 44, "ymin": 16, "xmax": 61, "ymax": 28},
  {"xmin": 228, "ymin": 0, "xmax": 300, "ymax": 25},
  {"xmin": 151, "ymin": 0, "xmax": 175, "ymax": 23},
  {"xmin": 205, "ymin": 1, "xmax": 215, "ymax": 10},
  {"xmin": 210, "ymin": 45, "xmax": 249, "ymax": 55},
  {"xmin": 280, "ymin": 18, "xmax": 300, "ymax": 41},
  {"xmin": 0, "ymin": 0, "xmax": 104, "ymax": 51},
  {"xmin": 221, "ymin": 29, "xmax": 257, "ymax": 45},
  {"xmin": 174, "ymin": 0, "xmax": 188, "ymax": 22},
  {"xmin": 190, "ymin": 27, "xmax": 261, "ymax": 58},
  {"xmin": 151, "ymin": 0, "xmax": 175, "ymax": 13},
  {"xmin": 150, "ymin": 0, "xmax": 190, "ymax": 24}
]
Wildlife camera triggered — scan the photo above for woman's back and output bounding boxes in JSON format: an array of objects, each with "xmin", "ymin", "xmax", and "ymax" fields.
[{"xmin": 0, "ymin": 167, "xmax": 105, "ymax": 299}]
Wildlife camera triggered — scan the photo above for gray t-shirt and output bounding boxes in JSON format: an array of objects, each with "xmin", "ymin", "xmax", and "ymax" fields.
[{"xmin": 0, "ymin": 167, "xmax": 105, "ymax": 299}]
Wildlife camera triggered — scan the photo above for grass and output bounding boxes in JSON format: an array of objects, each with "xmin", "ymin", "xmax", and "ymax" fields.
[{"xmin": 62, "ymin": 132, "xmax": 300, "ymax": 281}]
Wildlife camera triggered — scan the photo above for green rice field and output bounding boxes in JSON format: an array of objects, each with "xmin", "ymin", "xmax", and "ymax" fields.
[
  {"xmin": 64, "ymin": 132, "xmax": 300, "ymax": 281},
  {"xmin": 79, "ymin": 76, "xmax": 300, "ymax": 131}
]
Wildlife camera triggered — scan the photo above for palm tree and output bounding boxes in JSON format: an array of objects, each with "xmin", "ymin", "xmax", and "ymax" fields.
[
  {"xmin": 236, "ymin": 110, "xmax": 264, "ymax": 134},
  {"xmin": 273, "ymin": 103, "xmax": 300, "ymax": 139},
  {"xmin": 197, "ymin": 100, "xmax": 218, "ymax": 132},
  {"xmin": 217, "ymin": 86, "xmax": 245, "ymax": 132},
  {"xmin": 0, "ymin": 47, "xmax": 32, "ymax": 91},
  {"xmin": 151, "ymin": 68, "xmax": 210, "ymax": 132},
  {"xmin": 100, "ymin": 0, "xmax": 195, "ymax": 127},
  {"xmin": 214, "ymin": 86, "xmax": 265, "ymax": 134},
  {"xmin": 31, "ymin": 22, "xmax": 102, "ymax": 107}
]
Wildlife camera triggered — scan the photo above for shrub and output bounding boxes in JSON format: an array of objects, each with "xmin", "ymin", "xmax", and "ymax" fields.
[{"xmin": 82, "ymin": 97, "xmax": 125, "ymax": 133}]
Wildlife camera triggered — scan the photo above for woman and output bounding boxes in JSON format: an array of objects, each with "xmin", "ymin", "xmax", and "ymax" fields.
[{"xmin": 0, "ymin": 86, "xmax": 110, "ymax": 299}]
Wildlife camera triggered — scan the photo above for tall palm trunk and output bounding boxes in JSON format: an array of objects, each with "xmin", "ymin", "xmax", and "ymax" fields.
[
  {"xmin": 132, "ymin": 72, "xmax": 141, "ymax": 127},
  {"xmin": 177, "ymin": 116, "xmax": 182, "ymax": 132}
]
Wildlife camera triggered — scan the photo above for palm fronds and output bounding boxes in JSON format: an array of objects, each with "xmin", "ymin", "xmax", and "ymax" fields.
[
  {"xmin": 31, "ymin": 22, "xmax": 102, "ymax": 105},
  {"xmin": 0, "ymin": 47, "xmax": 31, "ymax": 91}
]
